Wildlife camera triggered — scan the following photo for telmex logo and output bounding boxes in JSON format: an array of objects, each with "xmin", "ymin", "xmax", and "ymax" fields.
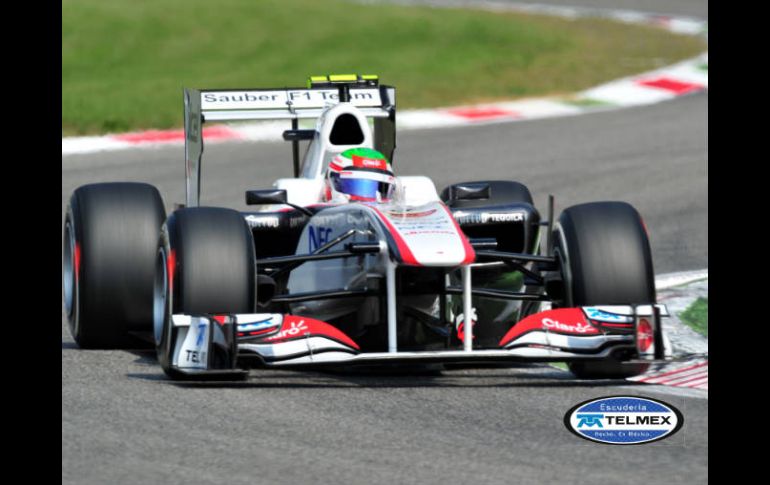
[{"xmin": 564, "ymin": 396, "xmax": 683, "ymax": 445}]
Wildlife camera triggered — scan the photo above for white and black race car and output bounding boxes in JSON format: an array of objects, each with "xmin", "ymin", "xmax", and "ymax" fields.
[{"xmin": 63, "ymin": 75, "xmax": 670, "ymax": 381}]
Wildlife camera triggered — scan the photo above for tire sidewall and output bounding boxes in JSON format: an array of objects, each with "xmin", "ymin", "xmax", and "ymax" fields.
[
  {"xmin": 551, "ymin": 221, "xmax": 573, "ymax": 307},
  {"xmin": 64, "ymin": 201, "xmax": 81, "ymax": 340},
  {"xmin": 154, "ymin": 223, "xmax": 174, "ymax": 372}
]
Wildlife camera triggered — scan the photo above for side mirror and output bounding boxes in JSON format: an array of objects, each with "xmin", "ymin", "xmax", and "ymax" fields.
[
  {"xmin": 447, "ymin": 183, "xmax": 491, "ymax": 201},
  {"xmin": 245, "ymin": 189, "xmax": 314, "ymax": 217},
  {"xmin": 246, "ymin": 189, "xmax": 288, "ymax": 205}
]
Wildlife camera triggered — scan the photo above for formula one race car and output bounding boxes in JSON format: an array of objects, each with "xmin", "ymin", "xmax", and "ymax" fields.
[{"xmin": 63, "ymin": 74, "xmax": 670, "ymax": 381}]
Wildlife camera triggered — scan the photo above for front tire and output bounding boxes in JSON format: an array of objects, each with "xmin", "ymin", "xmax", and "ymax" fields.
[
  {"xmin": 553, "ymin": 201, "xmax": 655, "ymax": 379},
  {"xmin": 64, "ymin": 183, "xmax": 166, "ymax": 348},
  {"xmin": 155, "ymin": 207, "xmax": 256, "ymax": 378}
]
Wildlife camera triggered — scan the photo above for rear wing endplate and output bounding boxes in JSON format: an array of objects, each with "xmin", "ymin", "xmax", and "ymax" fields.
[{"xmin": 183, "ymin": 82, "xmax": 396, "ymax": 207}]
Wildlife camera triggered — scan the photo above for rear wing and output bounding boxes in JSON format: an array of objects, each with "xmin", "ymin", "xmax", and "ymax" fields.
[{"xmin": 183, "ymin": 76, "xmax": 396, "ymax": 207}]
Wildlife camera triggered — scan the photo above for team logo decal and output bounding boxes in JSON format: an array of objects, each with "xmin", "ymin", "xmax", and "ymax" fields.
[{"xmin": 564, "ymin": 396, "xmax": 683, "ymax": 445}]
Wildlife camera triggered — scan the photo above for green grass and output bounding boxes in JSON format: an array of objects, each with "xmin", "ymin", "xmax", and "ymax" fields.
[
  {"xmin": 62, "ymin": 0, "xmax": 705, "ymax": 135},
  {"xmin": 563, "ymin": 97, "xmax": 615, "ymax": 107},
  {"xmin": 680, "ymin": 298, "xmax": 708, "ymax": 337}
]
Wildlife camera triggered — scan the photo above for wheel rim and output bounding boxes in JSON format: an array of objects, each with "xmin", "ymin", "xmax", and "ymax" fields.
[
  {"xmin": 153, "ymin": 247, "xmax": 168, "ymax": 346},
  {"xmin": 63, "ymin": 221, "xmax": 76, "ymax": 320}
]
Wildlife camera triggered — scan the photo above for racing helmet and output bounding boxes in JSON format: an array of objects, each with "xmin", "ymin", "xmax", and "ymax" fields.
[{"xmin": 325, "ymin": 148, "xmax": 396, "ymax": 202}]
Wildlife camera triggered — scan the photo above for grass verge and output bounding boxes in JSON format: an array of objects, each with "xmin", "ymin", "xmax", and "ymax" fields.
[
  {"xmin": 680, "ymin": 298, "xmax": 708, "ymax": 337},
  {"xmin": 63, "ymin": 0, "xmax": 705, "ymax": 135}
]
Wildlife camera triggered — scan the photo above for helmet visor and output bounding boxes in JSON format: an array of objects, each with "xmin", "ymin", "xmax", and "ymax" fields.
[{"xmin": 330, "ymin": 171, "xmax": 394, "ymax": 201}]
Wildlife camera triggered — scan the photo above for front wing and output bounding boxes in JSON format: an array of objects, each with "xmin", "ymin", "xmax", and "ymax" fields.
[{"xmin": 164, "ymin": 305, "xmax": 669, "ymax": 378}]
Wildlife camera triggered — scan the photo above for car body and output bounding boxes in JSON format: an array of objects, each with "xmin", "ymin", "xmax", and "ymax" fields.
[{"xmin": 63, "ymin": 75, "xmax": 670, "ymax": 380}]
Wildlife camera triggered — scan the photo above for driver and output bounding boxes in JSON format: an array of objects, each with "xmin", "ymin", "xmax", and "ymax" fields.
[{"xmin": 324, "ymin": 147, "xmax": 396, "ymax": 203}]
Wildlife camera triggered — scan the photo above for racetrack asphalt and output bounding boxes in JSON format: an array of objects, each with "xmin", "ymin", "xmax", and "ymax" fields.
[{"xmin": 62, "ymin": 1, "xmax": 708, "ymax": 483}]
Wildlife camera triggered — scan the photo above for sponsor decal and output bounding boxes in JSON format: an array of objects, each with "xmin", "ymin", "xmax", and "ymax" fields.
[
  {"xmin": 200, "ymin": 89, "xmax": 381, "ymax": 110},
  {"xmin": 298, "ymin": 90, "xmax": 376, "ymax": 102},
  {"xmin": 352, "ymin": 155, "xmax": 387, "ymax": 170},
  {"xmin": 452, "ymin": 211, "xmax": 482, "ymax": 224},
  {"xmin": 386, "ymin": 209, "xmax": 437, "ymax": 218},
  {"xmin": 499, "ymin": 308, "xmax": 598, "ymax": 347},
  {"xmin": 308, "ymin": 225, "xmax": 333, "ymax": 252},
  {"xmin": 564, "ymin": 396, "xmax": 683, "ymax": 445},
  {"xmin": 178, "ymin": 318, "xmax": 209, "ymax": 369},
  {"xmin": 439, "ymin": 204, "xmax": 476, "ymax": 265},
  {"xmin": 203, "ymin": 92, "xmax": 281, "ymax": 104},
  {"xmin": 402, "ymin": 230, "xmax": 455, "ymax": 236},
  {"xmin": 245, "ymin": 215, "xmax": 280, "ymax": 228},
  {"xmin": 266, "ymin": 318, "xmax": 309, "ymax": 341},
  {"xmin": 451, "ymin": 211, "xmax": 525, "ymax": 224},
  {"xmin": 480, "ymin": 212, "xmax": 525, "ymax": 223},
  {"xmin": 194, "ymin": 321, "xmax": 206, "ymax": 346},
  {"xmin": 373, "ymin": 203, "xmax": 475, "ymax": 266},
  {"xmin": 185, "ymin": 349, "xmax": 204, "ymax": 364},
  {"xmin": 369, "ymin": 207, "xmax": 420, "ymax": 266},
  {"xmin": 542, "ymin": 317, "xmax": 596, "ymax": 334},
  {"xmin": 264, "ymin": 316, "xmax": 360, "ymax": 350},
  {"xmin": 584, "ymin": 307, "xmax": 633, "ymax": 323}
]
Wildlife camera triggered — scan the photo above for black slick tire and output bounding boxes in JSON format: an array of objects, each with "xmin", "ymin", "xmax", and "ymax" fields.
[
  {"xmin": 64, "ymin": 183, "xmax": 166, "ymax": 349},
  {"xmin": 553, "ymin": 201, "xmax": 655, "ymax": 379},
  {"xmin": 155, "ymin": 207, "xmax": 256, "ymax": 378}
]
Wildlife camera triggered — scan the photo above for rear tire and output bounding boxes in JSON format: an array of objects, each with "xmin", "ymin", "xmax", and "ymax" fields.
[
  {"xmin": 155, "ymin": 207, "xmax": 256, "ymax": 378},
  {"xmin": 553, "ymin": 201, "xmax": 655, "ymax": 379},
  {"xmin": 64, "ymin": 183, "xmax": 166, "ymax": 348}
]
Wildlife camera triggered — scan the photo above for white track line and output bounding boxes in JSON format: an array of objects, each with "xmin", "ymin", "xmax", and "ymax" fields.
[{"xmin": 655, "ymin": 270, "xmax": 709, "ymax": 290}]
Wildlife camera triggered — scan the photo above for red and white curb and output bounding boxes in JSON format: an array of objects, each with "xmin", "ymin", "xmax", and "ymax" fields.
[
  {"xmin": 630, "ymin": 271, "xmax": 708, "ymax": 392},
  {"xmin": 629, "ymin": 359, "xmax": 708, "ymax": 391},
  {"xmin": 550, "ymin": 270, "xmax": 708, "ymax": 392},
  {"xmin": 370, "ymin": 0, "xmax": 707, "ymax": 35},
  {"xmin": 399, "ymin": 53, "xmax": 707, "ymax": 129},
  {"xmin": 62, "ymin": 4, "xmax": 707, "ymax": 156}
]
